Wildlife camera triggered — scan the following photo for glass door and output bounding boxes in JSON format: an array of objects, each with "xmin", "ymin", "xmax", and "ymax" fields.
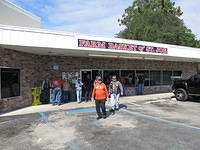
[
  {"xmin": 81, "ymin": 70, "xmax": 92, "ymax": 83},
  {"xmin": 103, "ymin": 70, "xmax": 120, "ymax": 85},
  {"xmin": 92, "ymin": 70, "xmax": 102, "ymax": 82}
]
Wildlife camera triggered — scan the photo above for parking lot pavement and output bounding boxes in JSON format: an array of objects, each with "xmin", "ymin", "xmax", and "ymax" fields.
[
  {"xmin": 0, "ymin": 93, "xmax": 173, "ymax": 117},
  {"xmin": 1, "ymin": 96, "xmax": 200, "ymax": 150}
]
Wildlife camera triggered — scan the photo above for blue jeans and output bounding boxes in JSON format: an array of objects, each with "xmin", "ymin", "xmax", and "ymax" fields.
[
  {"xmin": 76, "ymin": 89, "xmax": 82, "ymax": 103},
  {"xmin": 137, "ymin": 84, "xmax": 144, "ymax": 95},
  {"xmin": 110, "ymin": 93, "xmax": 120, "ymax": 110},
  {"xmin": 52, "ymin": 88, "xmax": 62, "ymax": 104}
]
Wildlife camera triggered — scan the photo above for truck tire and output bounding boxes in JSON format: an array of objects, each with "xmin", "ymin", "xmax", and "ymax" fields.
[{"xmin": 175, "ymin": 88, "xmax": 188, "ymax": 101}]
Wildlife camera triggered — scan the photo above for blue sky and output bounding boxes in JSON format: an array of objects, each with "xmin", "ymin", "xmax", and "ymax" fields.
[{"xmin": 10, "ymin": 0, "xmax": 200, "ymax": 39}]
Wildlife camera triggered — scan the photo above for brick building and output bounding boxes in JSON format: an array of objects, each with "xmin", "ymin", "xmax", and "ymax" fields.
[{"xmin": 0, "ymin": 1, "xmax": 200, "ymax": 112}]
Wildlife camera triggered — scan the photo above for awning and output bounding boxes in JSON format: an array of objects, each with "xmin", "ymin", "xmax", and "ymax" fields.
[{"xmin": 0, "ymin": 25, "xmax": 200, "ymax": 63}]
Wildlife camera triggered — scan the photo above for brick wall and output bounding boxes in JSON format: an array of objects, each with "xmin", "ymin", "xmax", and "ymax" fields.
[
  {"xmin": 0, "ymin": 47, "xmax": 198, "ymax": 112},
  {"xmin": 37, "ymin": 55, "xmax": 197, "ymax": 79},
  {"xmin": 0, "ymin": 48, "xmax": 40, "ymax": 112}
]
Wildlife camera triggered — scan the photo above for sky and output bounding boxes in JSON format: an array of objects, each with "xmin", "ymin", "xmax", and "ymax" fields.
[{"xmin": 10, "ymin": 0, "xmax": 200, "ymax": 39}]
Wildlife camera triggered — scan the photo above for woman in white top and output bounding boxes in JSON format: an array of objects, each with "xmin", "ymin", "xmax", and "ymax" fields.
[{"xmin": 75, "ymin": 78, "xmax": 84, "ymax": 103}]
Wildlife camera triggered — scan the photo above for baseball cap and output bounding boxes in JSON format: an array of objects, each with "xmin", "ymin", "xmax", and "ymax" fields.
[
  {"xmin": 112, "ymin": 75, "xmax": 117, "ymax": 79},
  {"xmin": 97, "ymin": 76, "xmax": 102, "ymax": 81}
]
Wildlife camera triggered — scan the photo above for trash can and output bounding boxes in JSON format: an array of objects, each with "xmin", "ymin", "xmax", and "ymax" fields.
[{"xmin": 32, "ymin": 87, "xmax": 42, "ymax": 105}]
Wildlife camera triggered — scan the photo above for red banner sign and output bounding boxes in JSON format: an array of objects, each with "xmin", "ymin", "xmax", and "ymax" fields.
[{"xmin": 78, "ymin": 39, "xmax": 168, "ymax": 54}]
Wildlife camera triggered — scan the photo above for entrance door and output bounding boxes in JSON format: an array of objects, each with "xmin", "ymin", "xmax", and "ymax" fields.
[
  {"xmin": 92, "ymin": 70, "xmax": 102, "ymax": 82},
  {"xmin": 81, "ymin": 69, "xmax": 103, "ymax": 84},
  {"xmin": 81, "ymin": 70, "xmax": 92, "ymax": 82},
  {"xmin": 81, "ymin": 70, "xmax": 92, "ymax": 100}
]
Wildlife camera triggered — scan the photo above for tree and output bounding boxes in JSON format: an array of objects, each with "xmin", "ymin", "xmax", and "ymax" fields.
[{"xmin": 117, "ymin": 0, "xmax": 200, "ymax": 48}]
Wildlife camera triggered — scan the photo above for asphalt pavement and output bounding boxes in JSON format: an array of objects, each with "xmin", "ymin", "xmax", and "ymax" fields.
[{"xmin": 1, "ymin": 93, "xmax": 200, "ymax": 150}]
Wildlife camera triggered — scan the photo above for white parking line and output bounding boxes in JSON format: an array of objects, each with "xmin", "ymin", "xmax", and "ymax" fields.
[
  {"xmin": 129, "ymin": 102, "xmax": 142, "ymax": 107},
  {"xmin": 144, "ymin": 99, "xmax": 168, "ymax": 104},
  {"xmin": 0, "ymin": 120, "xmax": 12, "ymax": 125},
  {"xmin": 121, "ymin": 108, "xmax": 200, "ymax": 133}
]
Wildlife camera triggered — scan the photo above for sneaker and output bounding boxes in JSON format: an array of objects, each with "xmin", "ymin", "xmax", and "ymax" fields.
[
  {"xmin": 112, "ymin": 110, "xmax": 115, "ymax": 115},
  {"xmin": 103, "ymin": 115, "xmax": 106, "ymax": 119},
  {"xmin": 115, "ymin": 108, "xmax": 119, "ymax": 111},
  {"xmin": 109, "ymin": 109, "xmax": 113, "ymax": 112},
  {"xmin": 97, "ymin": 116, "xmax": 102, "ymax": 120}
]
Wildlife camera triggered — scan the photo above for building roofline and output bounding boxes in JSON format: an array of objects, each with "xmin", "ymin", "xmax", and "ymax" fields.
[
  {"xmin": 1, "ymin": 0, "xmax": 41, "ymax": 22},
  {"xmin": 0, "ymin": 24, "xmax": 200, "ymax": 51},
  {"xmin": 73, "ymin": 32, "xmax": 200, "ymax": 51}
]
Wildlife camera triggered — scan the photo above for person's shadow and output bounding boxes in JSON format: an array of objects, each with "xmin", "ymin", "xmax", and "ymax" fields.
[
  {"xmin": 119, "ymin": 104, "xmax": 128, "ymax": 109},
  {"xmin": 105, "ymin": 104, "xmax": 127, "ymax": 118}
]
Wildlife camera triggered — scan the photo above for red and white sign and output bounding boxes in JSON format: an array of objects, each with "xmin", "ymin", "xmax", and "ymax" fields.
[{"xmin": 78, "ymin": 39, "xmax": 168, "ymax": 54}]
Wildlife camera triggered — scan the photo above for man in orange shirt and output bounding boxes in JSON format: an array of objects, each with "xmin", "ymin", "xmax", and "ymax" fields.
[
  {"xmin": 92, "ymin": 76, "xmax": 109, "ymax": 120},
  {"xmin": 50, "ymin": 78, "xmax": 64, "ymax": 105}
]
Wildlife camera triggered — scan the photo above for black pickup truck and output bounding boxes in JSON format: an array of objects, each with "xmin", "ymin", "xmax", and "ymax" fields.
[{"xmin": 172, "ymin": 73, "xmax": 200, "ymax": 101}]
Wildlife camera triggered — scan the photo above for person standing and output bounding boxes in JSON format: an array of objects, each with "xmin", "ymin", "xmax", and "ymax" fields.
[
  {"xmin": 75, "ymin": 78, "xmax": 83, "ymax": 103},
  {"xmin": 92, "ymin": 76, "xmax": 109, "ymax": 120},
  {"xmin": 50, "ymin": 78, "xmax": 64, "ymax": 105},
  {"xmin": 62, "ymin": 78, "xmax": 71, "ymax": 103},
  {"xmin": 135, "ymin": 74, "xmax": 139, "ymax": 95},
  {"xmin": 138, "ymin": 74, "xmax": 145, "ymax": 95},
  {"xmin": 84, "ymin": 75, "xmax": 92, "ymax": 102},
  {"xmin": 109, "ymin": 76, "xmax": 123, "ymax": 114},
  {"xmin": 41, "ymin": 78, "xmax": 50, "ymax": 104}
]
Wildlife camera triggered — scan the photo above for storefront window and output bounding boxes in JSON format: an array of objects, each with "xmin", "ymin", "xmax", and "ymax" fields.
[
  {"xmin": 173, "ymin": 71, "xmax": 182, "ymax": 76},
  {"xmin": 103, "ymin": 70, "xmax": 119, "ymax": 85},
  {"xmin": 163, "ymin": 71, "xmax": 173, "ymax": 85},
  {"xmin": 121, "ymin": 70, "xmax": 135, "ymax": 87},
  {"xmin": 136, "ymin": 70, "xmax": 150, "ymax": 86},
  {"xmin": 150, "ymin": 70, "xmax": 161, "ymax": 86},
  {"xmin": 82, "ymin": 69, "xmax": 182, "ymax": 88},
  {"xmin": 1, "ymin": 68, "xmax": 20, "ymax": 98}
]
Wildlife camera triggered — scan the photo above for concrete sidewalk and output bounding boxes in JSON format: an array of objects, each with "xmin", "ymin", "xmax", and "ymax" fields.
[{"xmin": 0, "ymin": 93, "xmax": 173, "ymax": 117}]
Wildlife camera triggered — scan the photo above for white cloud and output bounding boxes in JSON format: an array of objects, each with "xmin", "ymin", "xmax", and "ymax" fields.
[
  {"xmin": 10, "ymin": 0, "xmax": 200, "ymax": 39},
  {"xmin": 46, "ymin": 15, "xmax": 124, "ymax": 37},
  {"xmin": 40, "ymin": 0, "xmax": 133, "ymax": 37}
]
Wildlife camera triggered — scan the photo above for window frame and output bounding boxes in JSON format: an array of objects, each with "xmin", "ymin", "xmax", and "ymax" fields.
[
  {"xmin": 121, "ymin": 70, "xmax": 136, "ymax": 87},
  {"xmin": 162, "ymin": 70, "xmax": 173, "ymax": 85},
  {"xmin": 0, "ymin": 67, "xmax": 21, "ymax": 99},
  {"xmin": 136, "ymin": 70, "xmax": 150, "ymax": 86},
  {"xmin": 172, "ymin": 70, "xmax": 182, "ymax": 77},
  {"xmin": 82, "ymin": 69, "xmax": 182, "ymax": 87},
  {"xmin": 149, "ymin": 70, "xmax": 162, "ymax": 86}
]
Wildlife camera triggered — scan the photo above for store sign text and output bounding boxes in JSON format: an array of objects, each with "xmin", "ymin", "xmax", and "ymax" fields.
[{"xmin": 78, "ymin": 39, "xmax": 168, "ymax": 54}]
